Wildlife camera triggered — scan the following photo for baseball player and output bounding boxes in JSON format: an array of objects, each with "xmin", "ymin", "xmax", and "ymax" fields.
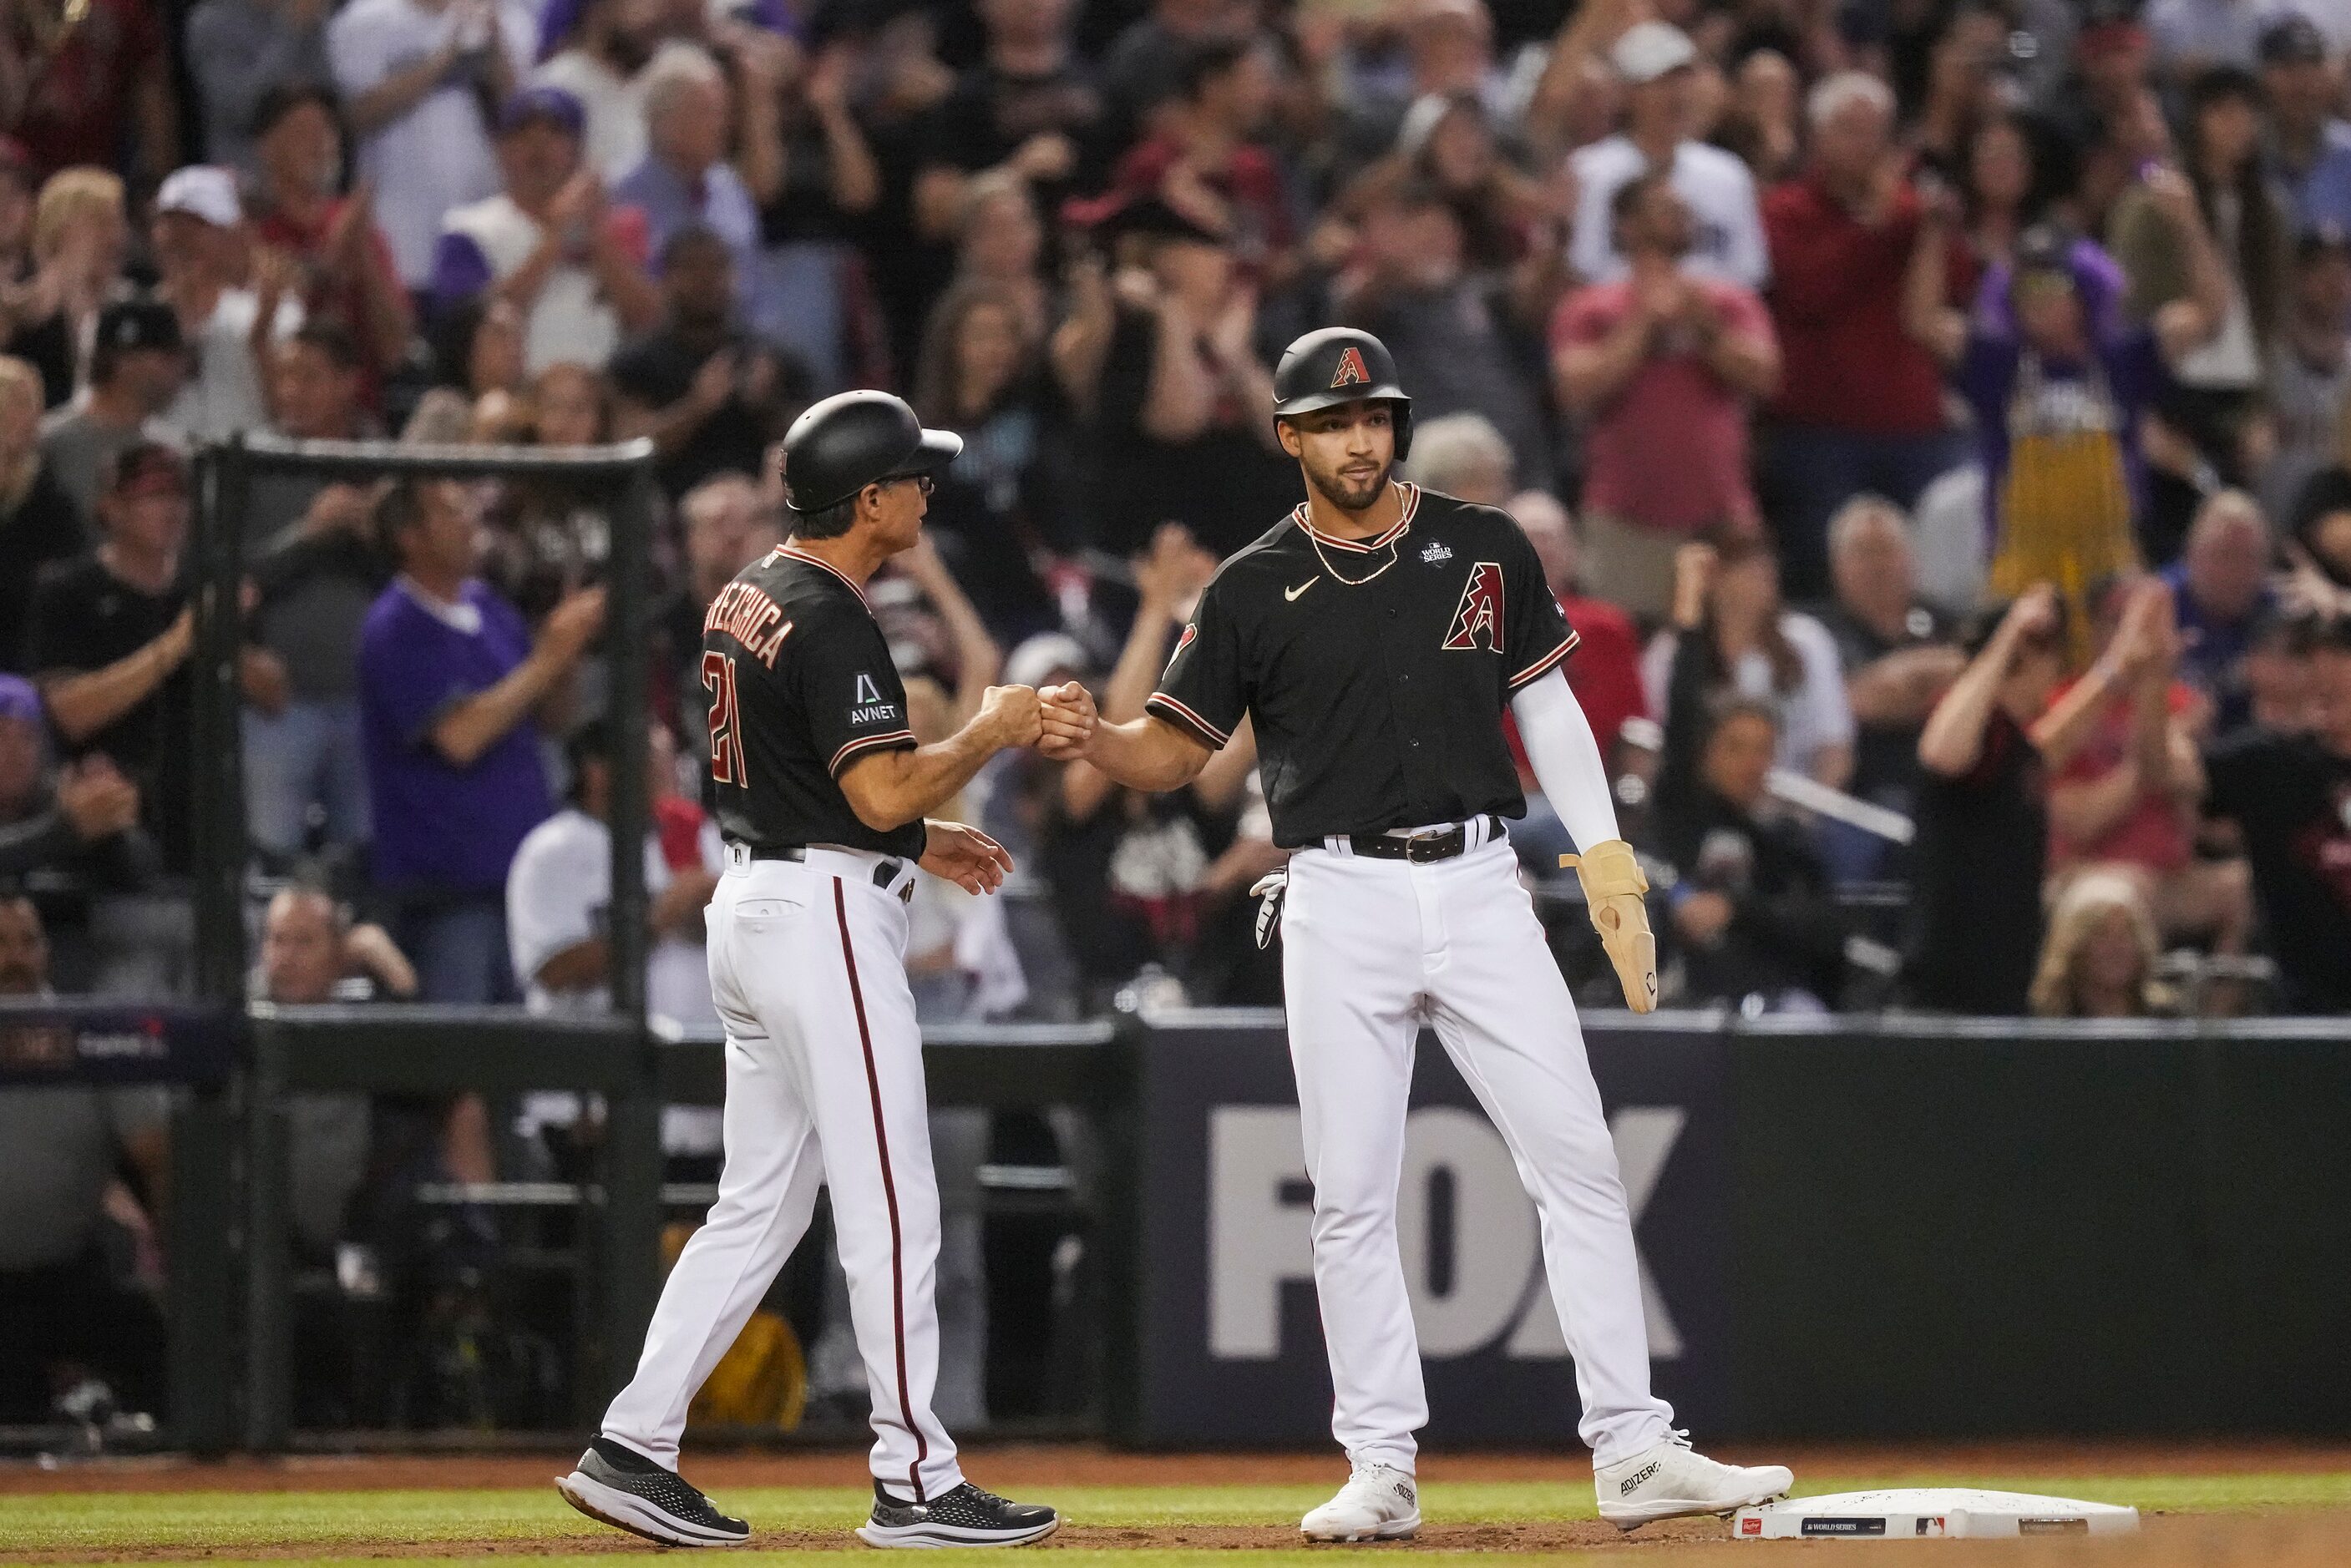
[
  {"xmin": 1037, "ymin": 331, "xmax": 1791, "ymax": 1537},
  {"xmin": 558, "ymin": 392, "xmax": 1059, "ymax": 1550}
]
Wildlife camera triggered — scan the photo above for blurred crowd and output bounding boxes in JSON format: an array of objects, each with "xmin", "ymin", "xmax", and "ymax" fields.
[{"xmin": 8, "ymin": 0, "xmax": 2351, "ymax": 1429}]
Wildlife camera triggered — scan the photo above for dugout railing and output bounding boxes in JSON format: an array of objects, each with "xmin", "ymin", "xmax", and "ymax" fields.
[
  {"xmin": 193, "ymin": 435, "xmax": 667, "ymax": 1449},
  {"xmin": 234, "ymin": 1013, "xmax": 1138, "ymax": 1449}
]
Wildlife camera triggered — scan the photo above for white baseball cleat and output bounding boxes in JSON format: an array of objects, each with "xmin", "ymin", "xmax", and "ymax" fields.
[
  {"xmin": 1595, "ymin": 1433, "xmax": 1791, "ymax": 1531},
  {"xmin": 1300, "ymin": 1461, "xmax": 1421, "ymax": 1541}
]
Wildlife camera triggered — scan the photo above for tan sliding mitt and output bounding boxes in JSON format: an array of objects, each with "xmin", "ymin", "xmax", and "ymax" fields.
[{"xmin": 1561, "ymin": 840, "xmax": 1658, "ymax": 1014}]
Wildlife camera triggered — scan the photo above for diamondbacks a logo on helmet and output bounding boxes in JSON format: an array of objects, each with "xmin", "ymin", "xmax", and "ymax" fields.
[
  {"xmin": 1442, "ymin": 563, "xmax": 1506, "ymax": 652},
  {"xmin": 1330, "ymin": 346, "xmax": 1371, "ymax": 388}
]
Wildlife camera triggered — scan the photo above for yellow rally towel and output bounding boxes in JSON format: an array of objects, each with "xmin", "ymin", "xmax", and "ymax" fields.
[{"xmin": 1991, "ymin": 425, "xmax": 2137, "ymax": 671}]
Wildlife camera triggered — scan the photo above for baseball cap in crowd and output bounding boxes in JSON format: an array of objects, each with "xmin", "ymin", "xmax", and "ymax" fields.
[
  {"xmin": 1003, "ymin": 633, "xmax": 1091, "ymax": 692},
  {"xmin": 157, "ymin": 165, "xmax": 243, "ymax": 229},
  {"xmin": 499, "ymin": 86, "xmax": 585, "ymax": 139},
  {"xmin": 2259, "ymin": 14, "xmax": 2330, "ymax": 68},
  {"xmin": 104, "ymin": 441, "xmax": 190, "ymax": 498},
  {"xmin": 96, "ymin": 298, "xmax": 185, "ymax": 357},
  {"xmin": 0, "ymin": 674, "xmax": 41, "ymax": 730},
  {"xmin": 1611, "ymin": 21, "xmax": 1697, "ymax": 85}
]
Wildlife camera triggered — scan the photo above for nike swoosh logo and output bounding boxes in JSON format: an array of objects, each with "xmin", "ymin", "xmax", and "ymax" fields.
[{"xmin": 1286, "ymin": 578, "xmax": 1319, "ymax": 602}]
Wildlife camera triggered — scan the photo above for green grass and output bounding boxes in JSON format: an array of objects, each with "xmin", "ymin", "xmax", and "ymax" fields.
[{"xmin": 2, "ymin": 1473, "xmax": 2347, "ymax": 1563}]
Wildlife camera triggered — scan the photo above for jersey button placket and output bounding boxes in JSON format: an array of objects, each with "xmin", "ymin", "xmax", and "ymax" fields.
[{"xmin": 1379, "ymin": 574, "xmax": 1439, "ymax": 790}]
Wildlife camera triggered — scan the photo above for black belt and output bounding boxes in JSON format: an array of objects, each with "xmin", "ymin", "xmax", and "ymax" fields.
[
  {"xmin": 1344, "ymin": 815, "xmax": 1502, "ymax": 864},
  {"xmin": 735, "ymin": 843, "xmax": 906, "ymax": 892}
]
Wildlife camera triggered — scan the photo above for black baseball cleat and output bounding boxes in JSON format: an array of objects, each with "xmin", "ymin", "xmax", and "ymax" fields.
[
  {"xmin": 854, "ymin": 1479, "xmax": 1061, "ymax": 1548},
  {"xmin": 555, "ymin": 1437, "xmax": 751, "ymax": 1547}
]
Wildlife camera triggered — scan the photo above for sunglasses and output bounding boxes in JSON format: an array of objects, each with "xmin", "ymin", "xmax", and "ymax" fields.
[{"xmin": 880, "ymin": 473, "xmax": 936, "ymax": 497}]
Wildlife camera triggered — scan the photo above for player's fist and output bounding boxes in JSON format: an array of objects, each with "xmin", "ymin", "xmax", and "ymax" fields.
[
  {"xmin": 1036, "ymin": 680, "xmax": 1097, "ymax": 761},
  {"xmin": 980, "ymin": 684, "xmax": 1043, "ymax": 749},
  {"xmin": 920, "ymin": 819, "xmax": 1015, "ymax": 895}
]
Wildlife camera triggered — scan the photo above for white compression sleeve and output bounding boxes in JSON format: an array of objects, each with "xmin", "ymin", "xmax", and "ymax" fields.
[{"xmin": 1508, "ymin": 668, "xmax": 1624, "ymax": 854}]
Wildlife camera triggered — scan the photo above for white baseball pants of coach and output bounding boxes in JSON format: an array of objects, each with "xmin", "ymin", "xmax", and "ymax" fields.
[
  {"xmin": 1280, "ymin": 822, "xmax": 1676, "ymax": 1471},
  {"xmin": 601, "ymin": 844, "xmax": 964, "ymax": 1501}
]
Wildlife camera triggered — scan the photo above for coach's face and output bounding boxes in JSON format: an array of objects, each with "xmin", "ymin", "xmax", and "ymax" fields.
[
  {"xmin": 860, "ymin": 473, "xmax": 932, "ymax": 556},
  {"xmin": 1279, "ymin": 400, "xmax": 1396, "ymax": 514}
]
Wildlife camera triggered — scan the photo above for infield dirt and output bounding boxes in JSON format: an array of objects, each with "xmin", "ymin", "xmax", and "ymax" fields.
[{"xmin": 3, "ymin": 1444, "xmax": 2348, "ymax": 1565}]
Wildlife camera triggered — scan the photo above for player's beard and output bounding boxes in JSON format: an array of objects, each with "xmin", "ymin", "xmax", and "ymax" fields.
[{"xmin": 1302, "ymin": 449, "xmax": 1393, "ymax": 515}]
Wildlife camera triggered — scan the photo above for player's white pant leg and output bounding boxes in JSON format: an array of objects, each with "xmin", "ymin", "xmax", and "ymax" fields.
[
  {"xmin": 600, "ymin": 872, "xmax": 828, "ymax": 1468},
  {"xmin": 722, "ymin": 867, "xmax": 963, "ymax": 1502},
  {"xmin": 1420, "ymin": 840, "xmax": 1675, "ymax": 1466},
  {"xmin": 1280, "ymin": 847, "xmax": 1430, "ymax": 1471}
]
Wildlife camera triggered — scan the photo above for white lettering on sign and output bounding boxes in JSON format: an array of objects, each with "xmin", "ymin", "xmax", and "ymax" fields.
[
  {"xmin": 1208, "ymin": 1106, "xmax": 1316, "ymax": 1358},
  {"xmin": 1205, "ymin": 1105, "xmax": 1685, "ymax": 1361}
]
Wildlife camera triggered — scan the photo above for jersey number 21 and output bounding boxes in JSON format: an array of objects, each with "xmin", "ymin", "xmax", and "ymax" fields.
[{"xmin": 703, "ymin": 651, "xmax": 745, "ymax": 785}]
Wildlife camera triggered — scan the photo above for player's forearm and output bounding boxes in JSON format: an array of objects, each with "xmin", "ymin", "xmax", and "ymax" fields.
[
  {"xmin": 1509, "ymin": 671, "xmax": 1622, "ymax": 852},
  {"xmin": 844, "ymin": 724, "xmax": 1006, "ymax": 831},
  {"xmin": 1085, "ymin": 716, "xmax": 1211, "ymax": 793}
]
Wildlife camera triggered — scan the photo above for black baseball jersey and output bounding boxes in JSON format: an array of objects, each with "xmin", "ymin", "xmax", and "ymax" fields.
[
  {"xmin": 701, "ymin": 545, "xmax": 927, "ymax": 860},
  {"xmin": 1147, "ymin": 484, "xmax": 1578, "ymax": 847}
]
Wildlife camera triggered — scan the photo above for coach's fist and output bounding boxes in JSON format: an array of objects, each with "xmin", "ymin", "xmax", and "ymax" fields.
[
  {"xmin": 980, "ymin": 684, "xmax": 1043, "ymax": 749},
  {"xmin": 1037, "ymin": 681, "xmax": 1097, "ymax": 761}
]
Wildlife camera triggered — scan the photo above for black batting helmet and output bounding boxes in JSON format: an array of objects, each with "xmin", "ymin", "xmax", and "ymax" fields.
[
  {"xmin": 776, "ymin": 390, "xmax": 963, "ymax": 513},
  {"xmin": 1271, "ymin": 327, "xmax": 1413, "ymax": 460}
]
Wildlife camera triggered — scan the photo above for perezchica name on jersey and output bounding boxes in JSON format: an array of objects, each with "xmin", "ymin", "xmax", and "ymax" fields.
[{"xmin": 704, "ymin": 581, "xmax": 793, "ymax": 667}]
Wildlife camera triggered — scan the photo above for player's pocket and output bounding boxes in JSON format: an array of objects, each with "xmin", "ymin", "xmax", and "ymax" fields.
[
  {"xmin": 733, "ymin": 893, "xmax": 808, "ymax": 921},
  {"xmin": 733, "ymin": 894, "xmax": 809, "ymax": 928}
]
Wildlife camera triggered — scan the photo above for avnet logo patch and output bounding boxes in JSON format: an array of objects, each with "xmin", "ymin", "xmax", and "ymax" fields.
[
  {"xmin": 1206, "ymin": 1105, "xmax": 1686, "ymax": 1361},
  {"xmin": 849, "ymin": 672, "xmax": 899, "ymax": 726}
]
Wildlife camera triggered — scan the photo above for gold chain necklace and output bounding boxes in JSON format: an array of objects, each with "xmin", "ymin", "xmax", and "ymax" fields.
[{"xmin": 1300, "ymin": 486, "xmax": 1406, "ymax": 587}]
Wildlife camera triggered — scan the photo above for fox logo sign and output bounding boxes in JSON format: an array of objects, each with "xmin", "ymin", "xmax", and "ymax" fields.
[
  {"xmin": 1329, "ymin": 346, "xmax": 1371, "ymax": 388},
  {"xmin": 1442, "ymin": 563, "xmax": 1505, "ymax": 652}
]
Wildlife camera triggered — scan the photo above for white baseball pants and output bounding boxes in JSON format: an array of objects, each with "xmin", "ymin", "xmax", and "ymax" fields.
[
  {"xmin": 1280, "ymin": 825, "xmax": 1675, "ymax": 1470},
  {"xmin": 600, "ymin": 845, "xmax": 964, "ymax": 1500}
]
